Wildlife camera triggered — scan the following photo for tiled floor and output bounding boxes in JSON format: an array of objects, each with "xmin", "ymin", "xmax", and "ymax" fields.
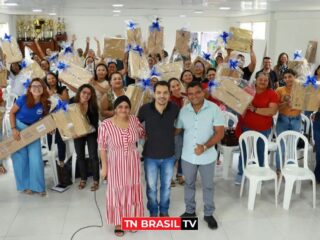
[{"xmin": 0, "ymin": 155, "xmax": 319, "ymax": 240}]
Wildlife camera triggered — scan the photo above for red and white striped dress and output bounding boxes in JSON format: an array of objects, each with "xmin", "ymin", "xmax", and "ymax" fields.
[{"xmin": 97, "ymin": 115, "xmax": 145, "ymax": 225}]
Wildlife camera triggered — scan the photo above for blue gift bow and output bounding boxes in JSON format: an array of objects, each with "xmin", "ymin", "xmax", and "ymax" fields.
[
  {"xmin": 19, "ymin": 60, "xmax": 27, "ymax": 69},
  {"xmin": 138, "ymin": 78, "xmax": 153, "ymax": 92},
  {"xmin": 150, "ymin": 19, "xmax": 161, "ymax": 32},
  {"xmin": 149, "ymin": 66, "xmax": 161, "ymax": 77},
  {"xmin": 54, "ymin": 99, "xmax": 69, "ymax": 112},
  {"xmin": 293, "ymin": 50, "xmax": 302, "ymax": 60},
  {"xmin": 48, "ymin": 53, "xmax": 58, "ymax": 62},
  {"xmin": 23, "ymin": 78, "xmax": 31, "ymax": 89},
  {"xmin": 303, "ymin": 75, "xmax": 318, "ymax": 89},
  {"xmin": 3, "ymin": 33, "xmax": 12, "ymax": 42},
  {"xmin": 132, "ymin": 45, "xmax": 144, "ymax": 56},
  {"xmin": 57, "ymin": 61, "xmax": 69, "ymax": 71},
  {"xmin": 202, "ymin": 52, "xmax": 211, "ymax": 61},
  {"xmin": 208, "ymin": 80, "xmax": 219, "ymax": 92},
  {"xmin": 125, "ymin": 44, "xmax": 132, "ymax": 53},
  {"xmin": 63, "ymin": 45, "xmax": 73, "ymax": 55},
  {"xmin": 127, "ymin": 20, "xmax": 137, "ymax": 30},
  {"xmin": 220, "ymin": 31, "xmax": 230, "ymax": 44},
  {"xmin": 228, "ymin": 59, "xmax": 238, "ymax": 70}
]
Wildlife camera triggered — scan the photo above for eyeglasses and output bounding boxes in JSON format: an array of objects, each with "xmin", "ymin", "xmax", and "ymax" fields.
[{"xmin": 31, "ymin": 85, "xmax": 43, "ymax": 89}]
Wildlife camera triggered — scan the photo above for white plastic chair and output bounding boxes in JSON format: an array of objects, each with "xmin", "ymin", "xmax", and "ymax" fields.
[
  {"xmin": 276, "ymin": 131, "xmax": 316, "ymax": 210},
  {"xmin": 239, "ymin": 131, "xmax": 278, "ymax": 210},
  {"xmin": 218, "ymin": 111, "xmax": 239, "ymax": 179},
  {"xmin": 2, "ymin": 91, "xmax": 18, "ymax": 137},
  {"xmin": 300, "ymin": 113, "xmax": 313, "ymax": 162},
  {"xmin": 42, "ymin": 134, "xmax": 59, "ymax": 186}
]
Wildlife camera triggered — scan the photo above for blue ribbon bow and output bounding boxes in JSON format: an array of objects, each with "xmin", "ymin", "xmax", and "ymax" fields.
[
  {"xmin": 19, "ymin": 60, "xmax": 27, "ymax": 69},
  {"xmin": 220, "ymin": 31, "xmax": 230, "ymax": 44},
  {"xmin": 54, "ymin": 99, "xmax": 69, "ymax": 112},
  {"xmin": 48, "ymin": 53, "xmax": 58, "ymax": 62},
  {"xmin": 208, "ymin": 80, "xmax": 219, "ymax": 92},
  {"xmin": 150, "ymin": 19, "xmax": 161, "ymax": 32},
  {"xmin": 202, "ymin": 52, "xmax": 211, "ymax": 61},
  {"xmin": 3, "ymin": 33, "xmax": 12, "ymax": 42},
  {"xmin": 57, "ymin": 61, "xmax": 69, "ymax": 71},
  {"xmin": 63, "ymin": 45, "xmax": 73, "ymax": 55},
  {"xmin": 149, "ymin": 66, "xmax": 161, "ymax": 78},
  {"xmin": 293, "ymin": 50, "xmax": 302, "ymax": 60},
  {"xmin": 23, "ymin": 79, "xmax": 31, "ymax": 89},
  {"xmin": 303, "ymin": 75, "xmax": 318, "ymax": 89},
  {"xmin": 125, "ymin": 44, "xmax": 132, "ymax": 53},
  {"xmin": 228, "ymin": 59, "xmax": 238, "ymax": 70},
  {"xmin": 138, "ymin": 78, "xmax": 153, "ymax": 92},
  {"xmin": 132, "ymin": 45, "xmax": 144, "ymax": 56},
  {"xmin": 127, "ymin": 20, "xmax": 137, "ymax": 30}
]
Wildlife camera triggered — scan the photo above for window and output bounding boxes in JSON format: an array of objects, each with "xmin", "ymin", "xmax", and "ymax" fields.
[
  {"xmin": 190, "ymin": 31, "xmax": 220, "ymax": 56},
  {"xmin": 240, "ymin": 22, "xmax": 266, "ymax": 40},
  {"xmin": 0, "ymin": 23, "xmax": 9, "ymax": 38}
]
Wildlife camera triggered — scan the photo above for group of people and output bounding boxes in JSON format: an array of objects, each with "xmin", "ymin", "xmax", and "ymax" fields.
[{"xmin": 1, "ymin": 35, "xmax": 320, "ymax": 237}]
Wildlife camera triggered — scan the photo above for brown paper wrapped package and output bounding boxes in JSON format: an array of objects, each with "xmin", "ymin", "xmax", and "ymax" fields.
[
  {"xmin": 51, "ymin": 104, "xmax": 93, "ymax": 139},
  {"xmin": 227, "ymin": 27, "xmax": 253, "ymax": 53},
  {"xmin": 216, "ymin": 62, "xmax": 244, "ymax": 81},
  {"xmin": 305, "ymin": 41, "xmax": 318, "ymax": 63},
  {"xmin": 0, "ymin": 69, "xmax": 7, "ymax": 87},
  {"xmin": 103, "ymin": 38, "xmax": 125, "ymax": 60},
  {"xmin": 126, "ymin": 85, "xmax": 144, "ymax": 115},
  {"xmin": 175, "ymin": 30, "xmax": 191, "ymax": 57},
  {"xmin": 0, "ymin": 115, "xmax": 56, "ymax": 159},
  {"xmin": 211, "ymin": 79, "xmax": 254, "ymax": 115},
  {"xmin": 127, "ymin": 28, "xmax": 142, "ymax": 46},
  {"xmin": 21, "ymin": 61, "xmax": 45, "ymax": 79},
  {"xmin": 147, "ymin": 27, "xmax": 164, "ymax": 55},
  {"xmin": 155, "ymin": 61, "xmax": 183, "ymax": 81},
  {"xmin": 58, "ymin": 62, "xmax": 92, "ymax": 89},
  {"xmin": 291, "ymin": 79, "xmax": 320, "ymax": 111},
  {"xmin": 0, "ymin": 38, "xmax": 23, "ymax": 64},
  {"xmin": 128, "ymin": 51, "xmax": 149, "ymax": 79},
  {"xmin": 58, "ymin": 53, "xmax": 83, "ymax": 67}
]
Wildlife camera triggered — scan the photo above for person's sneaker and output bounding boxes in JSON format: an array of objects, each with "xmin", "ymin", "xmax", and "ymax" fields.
[
  {"xmin": 204, "ymin": 216, "xmax": 218, "ymax": 230},
  {"xmin": 159, "ymin": 212, "xmax": 169, "ymax": 217},
  {"xmin": 235, "ymin": 173, "xmax": 242, "ymax": 185},
  {"xmin": 180, "ymin": 212, "xmax": 197, "ymax": 218}
]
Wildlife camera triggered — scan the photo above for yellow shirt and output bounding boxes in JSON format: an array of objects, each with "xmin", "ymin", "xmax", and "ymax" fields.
[{"xmin": 276, "ymin": 86, "xmax": 301, "ymax": 117}]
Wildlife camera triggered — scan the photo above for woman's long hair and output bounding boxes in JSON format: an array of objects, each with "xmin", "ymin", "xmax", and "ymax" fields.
[
  {"xmin": 44, "ymin": 72, "xmax": 62, "ymax": 90},
  {"xmin": 93, "ymin": 63, "xmax": 108, "ymax": 81},
  {"xmin": 26, "ymin": 78, "xmax": 50, "ymax": 115},
  {"xmin": 276, "ymin": 52, "xmax": 289, "ymax": 67}
]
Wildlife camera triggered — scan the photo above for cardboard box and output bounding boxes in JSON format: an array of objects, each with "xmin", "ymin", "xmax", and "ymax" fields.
[
  {"xmin": 211, "ymin": 79, "xmax": 254, "ymax": 115},
  {"xmin": 175, "ymin": 30, "xmax": 191, "ymax": 57},
  {"xmin": 0, "ymin": 69, "xmax": 7, "ymax": 87},
  {"xmin": 291, "ymin": 79, "xmax": 320, "ymax": 111},
  {"xmin": 305, "ymin": 41, "xmax": 318, "ymax": 63},
  {"xmin": 288, "ymin": 60, "xmax": 310, "ymax": 81},
  {"xmin": 226, "ymin": 27, "xmax": 253, "ymax": 53},
  {"xmin": 128, "ymin": 51, "xmax": 149, "ymax": 79},
  {"xmin": 216, "ymin": 62, "xmax": 244, "ymax": 81},
  {"xmin": 51, "ymin": 103, "xmax": 94, "ymax": 139},
  {"xmin": 125, "ymin": 85, "xmax": 144, "ymax": 115},
  {"xmin": 127, "ymin": 28, "xmax": 142, "ymax": 46},
  {"xmin": 21, "ymin": 61, "xmax": 45, "ymax": 80},
  {"xmin": 58, "ymin": 62, "xmax": 92, "ymax": 89},
  {"xmin": 147, "ymin": 26, "xmax": 164, "ymax": 55},
  {"xmin": 155, "ymin": 61, "xmax": 183, "ymax": 81},
  {"xmin": 0, "ymin": 37, "xmax": 23, "ymax": 64},
  {"xmin": 0, "ymin": 115, "xmax": 56, "ymax": 159},
  {"xmin": 103, "ymin": 38, "xmax": 125, "ymax": 60}
]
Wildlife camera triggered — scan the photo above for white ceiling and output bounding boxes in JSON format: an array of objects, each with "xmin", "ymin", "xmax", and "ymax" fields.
[{"xmin": 1, "ymin": 0, "xmax": 320, "ymax": 17}]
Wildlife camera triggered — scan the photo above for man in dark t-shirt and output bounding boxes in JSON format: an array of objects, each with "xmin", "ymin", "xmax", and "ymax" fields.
[{"xmin": 237, "ymin": 42, "xmax": 256, "ymax": 81}]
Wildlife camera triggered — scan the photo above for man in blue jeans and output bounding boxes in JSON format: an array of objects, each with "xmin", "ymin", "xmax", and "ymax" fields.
[
  {"xmin": 312, "ymin": 111, "xmax": 320, "ymax": 183},
  {"xmin": 138, "ymin": 81, "xmax": 179, "ymax": 217}
]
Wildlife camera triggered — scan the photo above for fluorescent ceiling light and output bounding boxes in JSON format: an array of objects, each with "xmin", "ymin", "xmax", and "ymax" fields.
[
  {"xmin": 4, "ymin": 2, "xmax": 18, "ymax": 6},
  {"xmin": 180, "ymin": 14, "xmax": 186, "ymax": 18},
  {"xmin": 194, "ymin": 10, "xmax": 203, "ymax": 14},
  {"xmin": 219, "ymin": 7, "xmax": 231, "ymax": 10},
  {"xmin": 49, "ymin": 12, "xmax": 56, "ymax": 16},
  {"xmin": 112, "ymin": 4, "xmax": 124, "ymax": 7},
  {"xmin": 241, "ymin": 1, "xmax": 253, "ymax": 10},
  {"xmin": 32, "ymin": 9, "xmax": 43, "ymax": 12},
  {"xmin": 113, "ymin": 9, "xmax": 121, "ymax": 13}
]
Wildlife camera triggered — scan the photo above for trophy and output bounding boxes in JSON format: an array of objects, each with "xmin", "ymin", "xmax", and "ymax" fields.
[
  {"xmin": 48, "ymin": 19, "xmax": 54, "ymax": 39},
  {"xmin": 17, "ymin": 20, "xmax": 24, "ymax": 40}
]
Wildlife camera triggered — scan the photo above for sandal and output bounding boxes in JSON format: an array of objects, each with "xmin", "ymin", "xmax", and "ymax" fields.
[
  {"xmin": 78, "ymin": 180, "xmax": 86, "ymax": 190},
  {"xmin": 171, "ymin": 179, "xmax": 176, "ymax": 187},
  {"xmin": 39, "ymin": 191, "xmax": 47, "ymax": 197},
  {"xmin": 177, "ymin": 176, "xmax": 185, "ymax": 185},
  {"xmin": 0, "ymin": 165, "xmax": 7, "ymax": 174},
  {"xmin": 114, "ymin": 226, "xmax": 125, "ymax": 237},
  {"xmin": 23, "ymin": 189, "xmax": 33, "ymax": 195},
  {"xmin": 91, "ymin": 181, "xmax": 99, "ymax": 191},
  {"xmin": 59, "ymin": 161, "xmax": 65, "ymax": 168}
]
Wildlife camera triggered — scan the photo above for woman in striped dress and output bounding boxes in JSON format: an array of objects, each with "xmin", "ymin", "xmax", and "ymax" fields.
[{"xmin": 98, "ymin": 95, "xmax": 145, "ymax": 237}]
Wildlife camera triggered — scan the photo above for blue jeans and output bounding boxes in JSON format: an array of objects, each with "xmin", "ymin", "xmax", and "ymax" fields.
[
  {"xmin": 275, "ymin": 114, "xmax": 301, "ymax": 170},
  {"xmin": 313, "ymin": 112, "xmax": 320, "ymax": 181},
  {"xmin": 11, "ymin": 120, "xmax": 45, "ymax": 192},
  {"xmin": 144, "ymin": 156, "xmax": 175, "ymax": 216},
  {"xmin": 237, "ymin": 127, "xmax": 271, "ymax": 176}
]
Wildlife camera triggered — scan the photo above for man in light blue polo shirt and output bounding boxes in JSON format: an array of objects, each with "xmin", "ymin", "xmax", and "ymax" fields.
[{"xmin": 175, "ymin": 81, "xmax": 224, "ymax": 230}]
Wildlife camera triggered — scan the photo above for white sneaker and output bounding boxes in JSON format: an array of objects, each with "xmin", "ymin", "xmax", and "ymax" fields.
[{"xmin": 234, "ymin": 174, "xmax": 242, "ymax": 185}]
